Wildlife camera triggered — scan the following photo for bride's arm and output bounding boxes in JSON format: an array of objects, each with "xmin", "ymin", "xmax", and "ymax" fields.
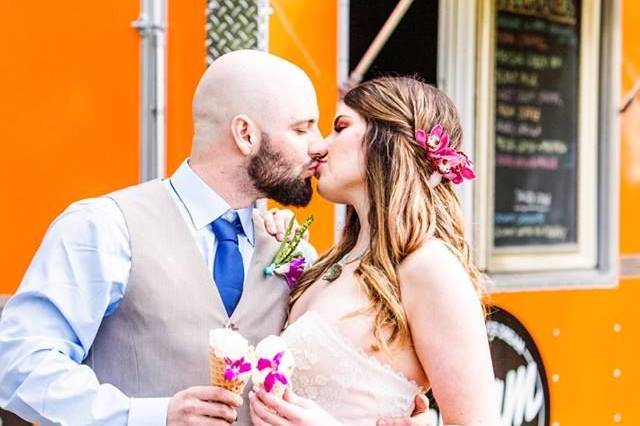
[
  {"xmin": 399, "ymin": 239, "xmax": 500, "ymax": 426},
  {"xmin": 249, "ymin": 383, "xmax": 433, "ymax": 426}
]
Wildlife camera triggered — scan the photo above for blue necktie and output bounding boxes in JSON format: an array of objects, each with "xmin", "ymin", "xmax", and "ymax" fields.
[{"xmin": 212, "ymin": 213, "xmax": 244, "ymax": 316}]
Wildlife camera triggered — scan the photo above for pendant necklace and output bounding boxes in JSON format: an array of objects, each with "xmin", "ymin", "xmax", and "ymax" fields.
[{"xmin": 322, "ymin": 248, "xmax": 368, "ymax": 282}]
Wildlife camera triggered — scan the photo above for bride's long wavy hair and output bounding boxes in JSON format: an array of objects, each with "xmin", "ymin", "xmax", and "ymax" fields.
[{"xmin": 290, "ymin": 76, "xmax": 487, "ymax": 350}]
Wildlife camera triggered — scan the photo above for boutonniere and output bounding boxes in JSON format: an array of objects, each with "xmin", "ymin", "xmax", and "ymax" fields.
[{"xmin": 263, "ymin": 214, "xmax": 314, "ymax": 289}]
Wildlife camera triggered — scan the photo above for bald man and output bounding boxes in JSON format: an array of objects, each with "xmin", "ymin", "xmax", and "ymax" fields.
[
  {"xmin": 0, "ymin": 50, "xmax": 429, "ymax": 426},
  {"xmin": 190, "ymin": 50, "xmax": 323, "ymax": 209}
]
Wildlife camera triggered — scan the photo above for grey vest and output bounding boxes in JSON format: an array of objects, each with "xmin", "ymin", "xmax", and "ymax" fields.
[{"xmin": 84, "ymin": 179, "xmax": 289, "ymax": 425}]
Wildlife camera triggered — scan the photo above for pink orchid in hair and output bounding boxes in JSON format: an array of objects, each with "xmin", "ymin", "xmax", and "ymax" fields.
[
  {"xmin": 431, "ymin": 151, "xmax": 476, "ymax": 184},
  {"xmin": 433, "ymin": 150, "xmax": 461, "ymax": 179},
  {"xmin": 450, "ymin": 152, "xmax": 476, "ymax": 184},
  {"xmin": 415, "ymin": 125, "xmax": 451, "ymax": 155},
  {"xmin": 415, "ymin": 123, "xmax": 476, "ymax": 186}
]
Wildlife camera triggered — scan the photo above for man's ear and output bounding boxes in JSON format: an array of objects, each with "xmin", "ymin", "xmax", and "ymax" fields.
[{"xmin": 230, "ymin": 114, "xmax": 260, "ymax": 156}]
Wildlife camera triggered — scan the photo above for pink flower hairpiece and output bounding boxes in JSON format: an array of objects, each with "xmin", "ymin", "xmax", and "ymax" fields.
[{"xmin": 415, "ymin": 124, "xmax": 476, "ymax": 187}]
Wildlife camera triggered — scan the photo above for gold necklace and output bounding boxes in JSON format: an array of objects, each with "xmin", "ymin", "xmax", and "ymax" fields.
[{"xmin": 322, "ymin": 248, "xmax": 368, "ymax": 282}]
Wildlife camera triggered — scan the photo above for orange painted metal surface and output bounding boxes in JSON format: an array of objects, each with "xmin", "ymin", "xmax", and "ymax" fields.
[
  {"xmin": 166, "ymin": 1, "xmax": 206, "ymax": 175},
  {"xmin": 0, "ymin": 2, "xmax": 140, "ymax": 294},
  {"xmin": 490, "ymin": 1, "xmax": 640, "ymax": 424},
  {"xmin": 491, "ymin": 281, "xmax": 639, "ymax": 424},
  {"xmin": 267, "ymin": 0, "xmax": 338, "ymax": 253},
  {"xmin": 620, "ymin": 0, "xmax": 640, "ymax": 256}
]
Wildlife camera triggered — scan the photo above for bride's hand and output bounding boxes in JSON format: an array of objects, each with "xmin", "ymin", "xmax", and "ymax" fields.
[
  {"xmin": 377, "ymin": 393, "xmax": 432, "ymax": 426},
  {"xmin": 249, "ymin": 388, "xmax": 342, "ymax": 426},
  {"xmin": 261, "ymin": 209, "xmax": 307, "ymax": 242}
]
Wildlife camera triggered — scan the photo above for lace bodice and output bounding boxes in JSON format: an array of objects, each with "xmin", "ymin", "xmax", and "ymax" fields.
[{"xmin": 281, "ymin": 311, "xmax": 421, "ymax": 425}]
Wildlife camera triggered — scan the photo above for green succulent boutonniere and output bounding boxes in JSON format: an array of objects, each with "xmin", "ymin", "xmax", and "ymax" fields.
[{"xmin": 263, "ymin": 215, "xmax": 314, "ymax": 288}]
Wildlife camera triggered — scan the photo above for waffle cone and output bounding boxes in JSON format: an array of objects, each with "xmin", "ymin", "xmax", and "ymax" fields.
[{"xmin": 209, "ymin": 347, "xmax": 250, "ymax": 395}]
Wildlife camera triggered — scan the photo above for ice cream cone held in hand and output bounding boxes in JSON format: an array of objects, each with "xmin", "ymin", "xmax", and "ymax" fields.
[
  {"xmin": 209, "ymin": 328, "xmax": 254, "ymax": 394},
  {"xmin": 252, "ymin": 335, "xmax": 295, "ymax": 398}
]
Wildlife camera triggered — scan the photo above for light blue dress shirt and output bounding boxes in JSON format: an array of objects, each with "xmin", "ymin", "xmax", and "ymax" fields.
[{"xmin": 0, "ymin": 160, "xmax": 256, "ymax": 425}]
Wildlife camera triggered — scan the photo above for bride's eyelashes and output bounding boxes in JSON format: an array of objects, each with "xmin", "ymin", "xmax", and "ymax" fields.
[{"xmin": 333, "ymin": 121, "xmax": 348, "ymax": 133}]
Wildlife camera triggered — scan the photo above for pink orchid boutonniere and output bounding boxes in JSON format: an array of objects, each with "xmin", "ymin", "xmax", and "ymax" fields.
[
  {"xmin": 263, "ymin": 215, "xmax": 314, "ymax": 289},
  {"xmin": 273, "ymin": 257, "xmax": 306, "ymax": 289}
]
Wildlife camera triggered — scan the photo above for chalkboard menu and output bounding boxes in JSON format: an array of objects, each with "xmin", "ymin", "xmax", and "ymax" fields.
[{"xmin": 493, "ymin": 0, "xmax": 581, "ymax": 247}]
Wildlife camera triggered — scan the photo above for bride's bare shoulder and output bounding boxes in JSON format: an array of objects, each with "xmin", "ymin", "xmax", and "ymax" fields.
[
  {"xmin": 399, "ymin": 238, "xmax": 464, "ymax": 274},
  {"xmin": 398, "ymin": 238, "xmax": 475, "ymax": 306}
]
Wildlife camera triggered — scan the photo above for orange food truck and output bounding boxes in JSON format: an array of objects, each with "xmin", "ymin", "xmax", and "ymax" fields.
[{"xmin": 0, "ymin": 1, "xmax": 638, "ymax": 424}]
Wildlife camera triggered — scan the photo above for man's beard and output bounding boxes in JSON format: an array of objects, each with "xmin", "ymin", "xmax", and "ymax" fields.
[{"xmin": 248, "ymin": 133, "xmax": 313, "ymax": 207}]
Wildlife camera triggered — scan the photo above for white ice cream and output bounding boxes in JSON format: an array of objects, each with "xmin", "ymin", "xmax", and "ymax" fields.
[
  {"xmin": 252, "ymin": 335, "xmax": 295, "ymax": 387},
  {"xmin": 209, "ymin": 328, "xmax": 250, "ymax": 360}
]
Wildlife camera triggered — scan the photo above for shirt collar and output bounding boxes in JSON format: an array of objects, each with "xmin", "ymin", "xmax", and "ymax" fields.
[{"xmin": 169, "ymin": 159, "xmax": 255, "ymax": 245}]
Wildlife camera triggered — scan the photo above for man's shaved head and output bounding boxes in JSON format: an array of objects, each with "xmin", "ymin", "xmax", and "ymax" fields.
[
  {"xmin": 188, "ymin": 50, "xmax": 324, "ymax": 209},
  {"xmin": 192, "ymin": 50, "xmax": 317, "ymax": 150}
]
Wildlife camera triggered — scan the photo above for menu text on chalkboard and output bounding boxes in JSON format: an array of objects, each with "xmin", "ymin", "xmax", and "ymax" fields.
[{"xmin": 493, "ymin": 0, "xmax": 581, "ymax": 248}]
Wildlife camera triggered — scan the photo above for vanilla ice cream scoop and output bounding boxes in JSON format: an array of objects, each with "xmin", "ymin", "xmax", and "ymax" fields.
[
  {"xmin": 209, "ymin": 328, "xmax": 250, "ymax": 360},
  {"xmin": 252, "ymin": 335, "xmax": 295, "ymax": 397},
  {"xmin": 209, "ymin": 328, "xmax": 254, "ymax": 394}
]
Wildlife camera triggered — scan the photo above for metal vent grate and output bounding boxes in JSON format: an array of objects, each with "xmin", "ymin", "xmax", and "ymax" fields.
[{"xmin": 205, "ymin": 0, "xmax": 270, "ymax": 65}]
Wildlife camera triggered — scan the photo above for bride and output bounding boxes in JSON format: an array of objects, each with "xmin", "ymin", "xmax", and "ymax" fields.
[{"xmin": 250, "ymin": 76, "xmax": 499, "ymax": 426}]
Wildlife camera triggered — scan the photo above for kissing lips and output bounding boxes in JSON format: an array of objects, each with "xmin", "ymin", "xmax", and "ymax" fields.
[
  {"xmin": 304, "ymin": 163, "xmax": 318, "ymax": 178},
  {"xmin": 313, "ymin": 160, "xmax": 326, "ymax": 178}
]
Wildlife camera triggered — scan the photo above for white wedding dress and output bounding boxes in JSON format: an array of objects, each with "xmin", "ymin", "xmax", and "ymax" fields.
[{"xmin": 281, "ymin": 310, "xmax": 422, "ymax": 425}]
